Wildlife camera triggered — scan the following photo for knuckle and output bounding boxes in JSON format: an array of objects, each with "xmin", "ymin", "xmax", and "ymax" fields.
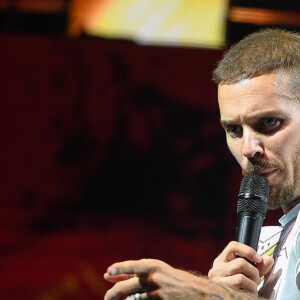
[
  {"xmin": 149, "ymin": 272, "xmax": 159, "ymax": 282},
  {"xmin": 212, "ymin": 257, "xmax": 221, "ymax": 267},
  {"xmin": 151, "ymin": 259, "xmax": 161, "ymax": 266},
  {"xmin": 140, "ymin": 258, "xmax": 161, "ymax": 268},
  {"xmin": 228, "ymin": 241, "xmax": 238, "ymax": 249},
  {"xmin": 152, "ymin": 259, "xmax": 166, "ymax": 271},
  {"xmin": 207, "ymin": 268, "xmax": 216, "ymax": 278},
  {"xmin": 253, "ymin": 267, "xmax": 260, "ymax": 278},
  {"xmin": 236, "ymin": 258, "xmax": 247, "ymax": 269},
  {"xmin": 233, "ymin": 274, "xmax": 245, "ymax": 286}
]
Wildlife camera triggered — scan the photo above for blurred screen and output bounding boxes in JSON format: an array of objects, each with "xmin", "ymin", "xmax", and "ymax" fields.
[{"xmin": 69, "ymin": 0, "xmax": 228, "ymax": 49}]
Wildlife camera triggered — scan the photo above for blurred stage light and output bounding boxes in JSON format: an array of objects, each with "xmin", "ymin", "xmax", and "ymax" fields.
[
  {"xmin": 68, "ymin": 0, "xmax": 228, "ymax": 49},
  {"xmin": 226, "ymin": 1, "xmax": 300, "ymax": 43}
]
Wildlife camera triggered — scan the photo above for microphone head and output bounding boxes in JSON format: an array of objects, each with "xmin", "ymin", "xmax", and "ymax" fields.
[
  {"xmin": 239, "ymin": 174, "xmax": 269, "ymax": 202},
  {"xmin": 237, "ymin": 174, "xmax": 270, "ymax": 217}
]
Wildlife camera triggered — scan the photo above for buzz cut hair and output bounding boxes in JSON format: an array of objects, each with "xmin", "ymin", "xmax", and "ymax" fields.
[{"xmin": 213, "ymin": 28, "xmax": 300, "ymax": 100}]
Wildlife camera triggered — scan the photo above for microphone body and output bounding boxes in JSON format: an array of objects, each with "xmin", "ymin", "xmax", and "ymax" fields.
[{"xmin": 236, "ymin": 174, "xmax": 270, "ymax": 251}]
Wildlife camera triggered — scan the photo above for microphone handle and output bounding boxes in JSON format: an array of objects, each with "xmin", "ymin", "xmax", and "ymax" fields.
[{"xmin": 236, "ymin": 212, "xmax": 264, "ymax": 251}]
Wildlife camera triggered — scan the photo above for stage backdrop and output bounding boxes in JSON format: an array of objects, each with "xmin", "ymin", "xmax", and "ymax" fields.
[{"xmin": 0, "ymin": 33, "xmax": 281, "ymax": 300}]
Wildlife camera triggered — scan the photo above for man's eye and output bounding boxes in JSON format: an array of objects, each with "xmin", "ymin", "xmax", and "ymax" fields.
[
  {"xmin": 225, "ymin": 125, "xmax": 242, "ymax": 137},
  {"xmin": 263, "ymin": 117, "xmax": 277, "ymax": 126},
  {"xmin": 228, "ymin": 125, "xmax": 241, "ymax": 133},
  {"xmin": 258, "ymin": 117, "xmax": 283, "ymax": 134}
]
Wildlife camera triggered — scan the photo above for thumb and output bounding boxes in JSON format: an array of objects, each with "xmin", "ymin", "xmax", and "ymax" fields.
[{"xmin": 256, "ymin": 256, "xmax": 274, "ymax": 277}]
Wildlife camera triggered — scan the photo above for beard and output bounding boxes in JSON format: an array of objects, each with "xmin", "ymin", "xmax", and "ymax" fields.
[{"xmin": 242, "ymin": 147, "xmax": 300, "ymax": 210}]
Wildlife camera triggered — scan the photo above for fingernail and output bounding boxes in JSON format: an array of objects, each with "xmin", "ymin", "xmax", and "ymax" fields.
[
  {"xmin": 104, "ymin": 297, "xmax": 109, "ymax": 300},
  {"xmin": 254, "ymin": 253, "xmax": 262, "ymax": 262},
  {"xmin": 111, "ymin": 267, "xmax": 118, "ymax": 276}
]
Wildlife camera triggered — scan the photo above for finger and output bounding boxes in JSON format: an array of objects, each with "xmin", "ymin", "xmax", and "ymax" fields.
[
  {"xmin": 213, "ymin": 241, "xmax": 262, "ymax": 266},
  {"xmin": 213, "ymin": 274, "xmax": 258, "ymax": 295},
  {"xmin": 138, "ymin": 273, "xmax": 160, "ymax": 292},
  {"xmin": 209, "ymin": 258, "xmax": 260, "ymax": 284},
  {"xmin": 146, "ymin": 289, "xmax": 161, "ymax": 300},
  {"xmin": 104, "ymin": 272, "xmax": 135, "ymax": 283},
  {"xmin": 107, "ymin": 259, "xmax": 162, "ymax": 276},
  {"xmin": 105, "ymin": 276, "xmax": 142, "ymax": 300},
  {"xmin": 256, "ymin": 256, "xmax": 274, "ymax": 277},
  {"xmin": 140, "ymin": 292, "xmax": 149, "ymax": 300}
]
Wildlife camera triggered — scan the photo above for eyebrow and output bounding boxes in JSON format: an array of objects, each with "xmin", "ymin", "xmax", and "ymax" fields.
[
  {"xmin": 219, "ymin": 119, "xmax": 233, "ymax": 128},
  {"xmin": 220, "ymin": 110, "xmax": 288, "ymax": 126}
]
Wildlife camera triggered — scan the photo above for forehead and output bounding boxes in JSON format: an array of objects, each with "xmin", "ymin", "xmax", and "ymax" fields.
[{"xmin": 218, "ymin": 74, "xmax": 290, "ymax": 121}]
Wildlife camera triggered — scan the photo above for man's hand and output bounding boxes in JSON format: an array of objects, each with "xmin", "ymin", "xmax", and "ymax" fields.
[
  {"xmin": 104, "ymin": 259, "xmax": 208, "ymax": 300},
  {"xmin": 208, "ymin": 241, "xmax": 274, "ymax": 295},
  {"xmin": 104, "ymin": 258, "xmax": 266, "ymax": 300}
]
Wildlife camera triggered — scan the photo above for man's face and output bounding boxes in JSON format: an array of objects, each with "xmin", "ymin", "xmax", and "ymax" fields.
[{"xmin": 218, "ymin": 73, "xmax": 300, "ymax": 211}]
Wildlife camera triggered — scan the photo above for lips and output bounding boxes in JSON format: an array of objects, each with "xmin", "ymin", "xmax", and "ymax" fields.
[{"xmin": 256, "ymin": 168, "xmax": 277, "ymax": 178}]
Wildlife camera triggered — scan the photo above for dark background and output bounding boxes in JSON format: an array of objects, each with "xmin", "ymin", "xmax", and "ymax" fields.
[
  {"xmin": 0, "ymin": 33, "xmax": 283, "ymax": 300},
  {"xmin": 1, "ymin": 0, "xmax": 298, "ymax": 297}
]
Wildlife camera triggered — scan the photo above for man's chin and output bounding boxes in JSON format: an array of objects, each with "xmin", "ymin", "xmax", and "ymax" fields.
[{"xmin": 267, "ymin": 184, "xmax": 294, "ymax": 210}]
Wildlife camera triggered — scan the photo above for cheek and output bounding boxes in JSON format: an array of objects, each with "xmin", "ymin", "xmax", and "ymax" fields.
[
  {"xmin": 227, "ymin": 138, "xmax": 243, "ymax": 166},
  {"xmin": 268, "ymin": 129, "xmax": 300, "ymax": 162}
]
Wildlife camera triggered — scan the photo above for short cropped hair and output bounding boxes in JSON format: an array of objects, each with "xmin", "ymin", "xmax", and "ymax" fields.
[{"xmin": 213, "ymin": 28, "xmax": 300, "ymax": 99}]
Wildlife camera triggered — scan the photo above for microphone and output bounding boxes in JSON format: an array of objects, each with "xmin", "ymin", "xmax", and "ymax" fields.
[{"xmin": 236, "ymin": 174, "xmax": 269, "ymax": 251}]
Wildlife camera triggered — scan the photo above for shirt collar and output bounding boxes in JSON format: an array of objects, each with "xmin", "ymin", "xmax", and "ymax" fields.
[{"xmin": 279, "ymin": 203, "xmax": 300, "ymax": 226}]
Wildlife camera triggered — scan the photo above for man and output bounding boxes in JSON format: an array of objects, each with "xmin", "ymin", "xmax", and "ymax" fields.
[{"xmin": 104, "ymin": 28, "xmax": 300, "ymax": 300}]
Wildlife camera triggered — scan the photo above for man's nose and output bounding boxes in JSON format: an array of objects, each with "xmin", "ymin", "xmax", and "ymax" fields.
[{"xmin": 242, "ymin": 130, "xmax": 264, "ymax": 158}]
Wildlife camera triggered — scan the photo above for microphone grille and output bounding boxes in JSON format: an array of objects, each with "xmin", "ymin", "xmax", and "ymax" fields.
[
  {"xmin": 237, "ymin": 198, "xmax": 268, "ymax": 216},
  {"xmin": 239, "ymin": 174, "xmax": 269, "ymax": 201}
]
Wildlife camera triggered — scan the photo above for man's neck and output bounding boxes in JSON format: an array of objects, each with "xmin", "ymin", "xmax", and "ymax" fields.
[{"xmin": 282, "ymin": 197, "xmax": 300, "ymax": 215}]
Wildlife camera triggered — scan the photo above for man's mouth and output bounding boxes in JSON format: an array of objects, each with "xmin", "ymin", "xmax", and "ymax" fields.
[{"xmin": 256, "ymin": 168, "xmax": 278, "ymax": 178}]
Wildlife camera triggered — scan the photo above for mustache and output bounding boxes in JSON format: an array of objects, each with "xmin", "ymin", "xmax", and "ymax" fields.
[{"xmin": 242, "ymin": 157, "xmax": 285, "ymax": 176}]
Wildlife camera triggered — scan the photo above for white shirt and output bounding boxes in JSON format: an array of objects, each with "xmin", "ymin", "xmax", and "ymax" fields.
[{"xmin": 257, "ymin": 203, "xmax": 300, "ymax": 300}]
